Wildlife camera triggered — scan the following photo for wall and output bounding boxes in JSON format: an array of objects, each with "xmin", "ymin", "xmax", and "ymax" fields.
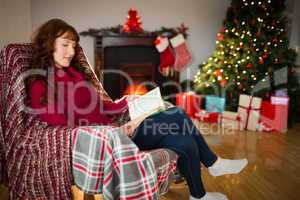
[
  {"xmin": 0, "ymin": 0, "xmax": 31, "ymax": 49},
  {"xmin": 31, "ymin": 0, "xmax": 231, "ymax": 81},
  {"xmin": 287, "ymin": 0, "xmax": 300, "ymax": 65}
]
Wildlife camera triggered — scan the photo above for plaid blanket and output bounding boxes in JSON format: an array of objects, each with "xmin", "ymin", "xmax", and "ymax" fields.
[
  {"xmin": 0, "ymin": 43, "xmax": 177, "ymax": 199},
  {"xmin": 72, "ymin": 126, "xmax": 177, "ymax": 199}
]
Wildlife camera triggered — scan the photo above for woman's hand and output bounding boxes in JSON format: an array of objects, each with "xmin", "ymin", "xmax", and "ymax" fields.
[{"xmin": 119, "ymin": 118, "xmax": 143, "ymax": 137}]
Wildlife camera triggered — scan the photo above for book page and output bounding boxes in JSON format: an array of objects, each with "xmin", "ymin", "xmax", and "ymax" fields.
[{"xmin": 128, "ymin": 87, "xmax": 165, "ymax": 121}]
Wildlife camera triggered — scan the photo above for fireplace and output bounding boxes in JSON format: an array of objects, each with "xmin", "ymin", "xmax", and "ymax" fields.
[{"xmin": 90, "ymin": 34, "xmax": 180, "ymax": 102}]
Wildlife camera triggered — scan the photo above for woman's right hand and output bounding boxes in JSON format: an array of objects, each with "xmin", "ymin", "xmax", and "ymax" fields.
[{"xmin": 119, "ymin": 118, "xmax": 143, "ymax": 137}]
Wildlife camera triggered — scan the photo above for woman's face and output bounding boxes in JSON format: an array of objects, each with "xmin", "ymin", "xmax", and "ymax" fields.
[{"xmin": 53, "ymin": 32, "xmax": 77, "ymax": 68}]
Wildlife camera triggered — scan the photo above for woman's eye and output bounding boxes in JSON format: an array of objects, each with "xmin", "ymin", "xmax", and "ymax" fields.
[{"xmin": 62, "ymin": 44, "xmax": 68, "ymax": 47}]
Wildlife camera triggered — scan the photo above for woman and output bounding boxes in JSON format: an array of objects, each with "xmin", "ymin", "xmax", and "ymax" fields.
[{"xmin": 27, "ymin": 19, "xmax": 248, "ymax": 200}]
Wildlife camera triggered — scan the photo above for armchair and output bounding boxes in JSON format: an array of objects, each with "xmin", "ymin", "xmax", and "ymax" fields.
[{"xmin": 0, "ymin": 43, "xmax": 177, "ymax": 200}]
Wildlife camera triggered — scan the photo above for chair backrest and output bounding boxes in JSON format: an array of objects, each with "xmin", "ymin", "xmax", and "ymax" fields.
[
  {"xmin": 0, "ymin": 43, "xmax": 112, "ymax": 184},
  {"xmin": 0, "ymin": 43, "xmax": 33, "ymax": 184}
]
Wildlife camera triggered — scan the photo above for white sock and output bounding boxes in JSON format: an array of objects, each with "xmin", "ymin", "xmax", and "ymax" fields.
[
  {"xmin": 190, "ymin": 192, "xmax": 228, "ymax": 200},
  {"xmin": 208, "ymin": 157, "xmax": 248, "ymax": 177}
]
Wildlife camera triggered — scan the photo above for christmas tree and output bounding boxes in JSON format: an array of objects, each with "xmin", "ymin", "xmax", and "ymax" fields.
[
  {"xmin": 194, "ymin": 0, "xmax": 298, "ymax": 108},
  {"xmin": 123, "ymin": 8, "xmax": 143, "ymax": 33}
]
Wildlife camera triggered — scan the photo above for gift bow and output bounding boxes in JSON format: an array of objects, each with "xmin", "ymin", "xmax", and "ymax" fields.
[{"xmin": 221, "ymin": 114, "xmax": 241, "ymax": 130}]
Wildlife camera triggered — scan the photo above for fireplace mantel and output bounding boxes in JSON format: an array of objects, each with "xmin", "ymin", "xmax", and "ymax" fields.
[{"xmin": 82, "ymin": 33, "xmax": 179, "ymax": 100}]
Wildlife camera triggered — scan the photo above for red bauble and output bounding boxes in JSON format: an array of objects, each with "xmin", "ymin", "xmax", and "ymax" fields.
[
  {"xmin": 262, "ymin": 53, "xmax": 268, "ymax": 59},
  {"xmin": 246, "ymin": 63, "xmax": 253, "ymax": 69},
  {"xmin": 217, "ymin": 33, "xmax": 224, "ymax": 41},
  {"xmin": 255, "ymin": 31, "xmax": 261, "ymax": 37},
  {"xmin": 220, "ymin": 79, "xmax": 228, "ymax": 87},
  {"xmin": 215, "ymin": 69, "xmax": 222, "ymax": 76},
  {"xmin": 259, "ymin": 57, "xmax": 264, "ymax": 64},
  {"xmin": 272, "ymin": 37, "xmax": 278, "ymax": 43},
  {"xmin": 234, "ymin": 18, "xmax": 238, "ymax": 24}
]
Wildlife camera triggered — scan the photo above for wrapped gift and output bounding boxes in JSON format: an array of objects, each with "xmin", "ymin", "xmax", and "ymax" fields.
[
  {"xmin": 195, "ymin": 110, "xmax": 220, "ymax": 123},
  {"xmin": 221, "ymin": 111, "xmax": 243, "ymax": 130},
  {"xmin": 260, "ymin": 96, "xmax": 289, "ymax": 133},
  {"xmin": 237, "ymin": 94, "xmax": 262, "ymax": 131},
  {"xmin": 176, "ymin": 92, "xmax": 202, "ymax": 117},
  {"xmin": 205, "ymin": 96, "xmax": 225, "ymax": 113}
]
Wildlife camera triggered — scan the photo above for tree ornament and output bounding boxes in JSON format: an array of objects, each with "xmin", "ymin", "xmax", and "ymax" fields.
[
  {"xmin": 239, "ymin": 42, "xmax": 244, "ymax": 48},
  {"xmin": 234, "ymin": 18, "xmax": 239, "ymax": 24},
  {"xmin": 255, "ymin": 30, "xmax": 261, "ymax": 37},
  {"xmin": 259, "ymin": 57, "xmax": 264, "ymax": 64},
  {"xmin": 215, "ymin": 69, "xmax": 222, "ymax": 76},
  {"xmin": 272, "ymin": 37, "xmax": 278, "ymax": 43},
  {"xmin": 246, "ymin": 63, "xmax": 253, "ymax": 69},
  {"xmin": 217, "ymin": 33, "xmax": 224, "ymax": 41},
  {"xmin": 262, "ymin": 52, "xmax": 268, "ymax": 59},
  {"xmin": 220, "ymin": 79, "xmax": 228, "ymax": 87}
]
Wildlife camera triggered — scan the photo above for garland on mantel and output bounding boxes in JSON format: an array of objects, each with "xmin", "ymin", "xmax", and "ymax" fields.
[{"xmin": 80, "ymin": 23, "xmax": 189, "ymax": 38}]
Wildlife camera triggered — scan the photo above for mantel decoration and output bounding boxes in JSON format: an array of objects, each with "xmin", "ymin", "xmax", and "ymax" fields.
[
  {"xmin": 80, "ymin": 23, "xmax": 189, "ymax": 39},
  {"xmin": 123, "ymin": 8, "xmax": 144, "ymax": 33}
]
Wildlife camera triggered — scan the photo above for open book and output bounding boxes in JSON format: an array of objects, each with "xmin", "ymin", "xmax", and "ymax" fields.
[{"xmin": 128, "ymin": 87, "xmax": 166, "ymax": 122}]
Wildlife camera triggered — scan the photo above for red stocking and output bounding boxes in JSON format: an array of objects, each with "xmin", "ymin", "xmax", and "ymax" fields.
[
  {"xmin": 155, "ymin": 36, "xmax": 175, "ymax": 74},
  {"xmin": 170, "ymin": 34, "xmax": 192, "ymax": 71}
]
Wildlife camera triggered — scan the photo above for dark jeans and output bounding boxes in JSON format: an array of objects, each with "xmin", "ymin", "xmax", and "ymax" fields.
[{"xmin": 132, "ymin": 107, "xmax": 218, "ymax": 198}]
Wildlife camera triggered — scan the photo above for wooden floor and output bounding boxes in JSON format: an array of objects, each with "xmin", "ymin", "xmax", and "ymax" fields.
[{"xmin": 1, "ymin": 124, "xmax": 300, "ymax": 200}]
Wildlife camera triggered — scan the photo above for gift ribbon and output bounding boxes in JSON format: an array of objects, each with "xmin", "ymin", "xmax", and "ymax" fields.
[{"xmin": 238, "ymin": 96, "xmax": 261, "ymax": 129}]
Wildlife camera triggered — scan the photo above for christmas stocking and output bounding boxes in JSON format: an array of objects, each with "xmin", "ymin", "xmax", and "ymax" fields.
[
  {"xmin": 170, "ymin": 34, "xmax": 192, "ymax": 71},
  {"xmin": 155, "ymin": 36, "xmax": 175, "ymax": 74}
]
